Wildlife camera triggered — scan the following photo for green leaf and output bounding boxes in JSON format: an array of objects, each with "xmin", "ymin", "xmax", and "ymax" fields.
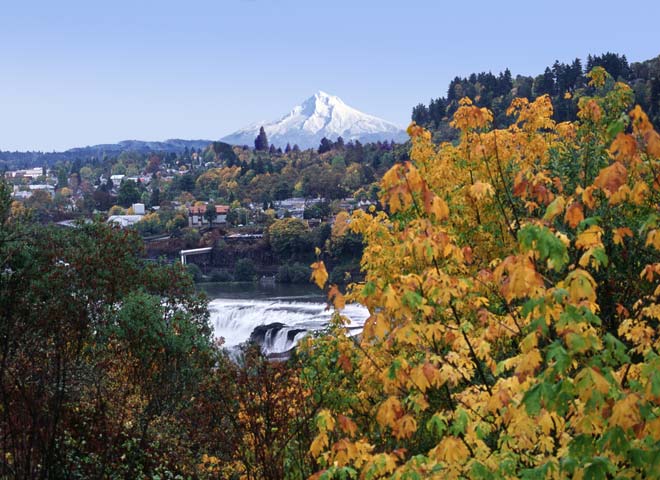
[
  {"xmin": 426, "ymin": 414, "xmax": 447, "ymax": 438},
  {"xmin": 606, "ymin": 118, "xmax": 625, "ymax": 141},
  {"xmin": 450, "ymin": 408, "xmax": 469, "ymax": 436},
  {"xmin": 517, "ymin": 224, "xmax": 569, "ymax": 271},
  {"xmin": 362, "ymin": 281, "xmax": 376, "ymax": 297},
  {"xmin": 470, "ymin": 461, "xmax": 494, "ymax": 479},
  {"xmin": 584, "ymin": 456, "xmax": 614, "ymax": 480},
  {"xmin": 547, "ymin": 341, "xmax": 570, "ymax": 374}
]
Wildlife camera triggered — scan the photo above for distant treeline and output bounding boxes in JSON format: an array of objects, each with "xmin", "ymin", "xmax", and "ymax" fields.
[
  {"xmin": 412, "ymin": 52, "xmax": 660, "ymax": 140},
  {"xmin": 0, "ymin": 139, "xmax": 212, "ymax": 171}
]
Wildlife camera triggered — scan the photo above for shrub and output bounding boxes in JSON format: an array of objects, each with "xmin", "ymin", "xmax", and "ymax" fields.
[
  {"xmin": 186, "ymin": 263, "xmax": 203, "ymax": 282},
  {"xmin": 233, "ymin": 258, "xmax": 256, "ymax": 282},
  {"xmin": 209, "ymin": 269, "xmax": 233, "ymax": 282},
  {"xmin": 276, "ymin": 262, "xmax": 311, "ymax": 284}
]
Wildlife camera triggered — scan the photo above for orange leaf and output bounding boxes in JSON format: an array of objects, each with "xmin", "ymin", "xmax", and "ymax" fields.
[
  {"xmin": 337, "ymin": 415, "xmax": 358, "ymax": 437},
  {"xmin": 564, "ymin": 201, "xmax": 584, "ymax": 228},
  {"xmin": 609, "ymin": 133, "xmax": 638, "ymax": 163},
  {"xmin": 594, "ymin": 161, "xmax": 627, "ymax": 195},
  {"xmin": 337, "ymin": 354, "xmax": 352, "ymax": 373},
  {"xmin": 613, "ymin": 227, "xmax": 633, "ymax": 246},
  {"xmin": 582, "ymin": 186, "xmax": 597, "ymax": 209},
  {"xmin": 328, "ymin": 284, "xmax": 346, "ymax": 310}
]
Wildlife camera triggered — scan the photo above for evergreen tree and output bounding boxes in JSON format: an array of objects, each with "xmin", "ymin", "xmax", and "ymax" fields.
[
  {"xmin": 412, "ymin": 103, "xmax": 430, "ymax": 126},
  {"xmin": 533, "ymin": 67, "xmax": 555, "ymax": 97},
  {"xmin": 149, "ymin": 187, "xmax": 160, "ymax": 208},
  {"xmin": 117, "ymin": 180, "xmax": 141, "ymax": 208},
  {"xmin": 285, "ymin": 143, "xmax": 292, "ymax": 154},
  {"xmin": 318, "ymin": 137, "xmax": 333, "ymax": 154},
  {"xmin": 497, "ymin": 69, "xmax": 513, "ymax": 96},
  {"xmin": 428, "ymin": 98, "xmax": 447, "ymax": 128},
  {"xmin": 204, "ymin": 201, "xmax": 216, "ymax": 225},
  {"xmin": 254, "ymin": 126, "xmax": 269, "ymax": 151}
]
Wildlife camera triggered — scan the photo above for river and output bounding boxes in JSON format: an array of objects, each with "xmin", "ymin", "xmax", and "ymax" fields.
[{"xmin": 198, "ymin": 283, "xmax": 370, "ymax": 356}]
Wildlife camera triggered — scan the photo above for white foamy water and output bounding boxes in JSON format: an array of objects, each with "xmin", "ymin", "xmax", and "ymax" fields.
[{"xmin": 208, "ymin": 297, "xmax": 369, "ymax": 355}]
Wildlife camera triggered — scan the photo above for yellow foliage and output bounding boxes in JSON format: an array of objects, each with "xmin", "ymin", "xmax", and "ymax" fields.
[
  {"xmin": 575, "ymin": 225, "xmax": 603, "ymax": 250},
  {"xmin": 303, "ymin": 81, "xmax": 660, "ymax": 479},
  {"xmin": 310, "ymin": 260, "xmax": 328, "ymax": 289}
]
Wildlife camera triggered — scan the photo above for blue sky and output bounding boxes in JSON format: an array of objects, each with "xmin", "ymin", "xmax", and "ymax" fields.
[{"xmin": 1, "ymin": 0, "xmax": 659, "ymax": 151}]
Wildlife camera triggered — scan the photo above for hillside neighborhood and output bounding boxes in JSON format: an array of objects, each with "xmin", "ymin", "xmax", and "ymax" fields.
[{"xmin": 2, "ymin": 135, "xmax": 390, "ymax": 284}]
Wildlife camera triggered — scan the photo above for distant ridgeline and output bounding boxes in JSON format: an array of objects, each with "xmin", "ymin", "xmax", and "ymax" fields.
[
  {"xmin": 0, "ymin": 139, "xmax": 213, "ymax": 171},
  {"xmin": 412, "ymin": 52, "xmax": 660, "ymax": 142},
  {"xmin": 3, "ymin": 52, "xmax": 659, "ymax": 171}
]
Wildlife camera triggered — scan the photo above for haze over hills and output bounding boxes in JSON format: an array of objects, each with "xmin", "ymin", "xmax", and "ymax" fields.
[
  {"xmin": 221, "ymin": 91, "xmax": 408, "ymax": 149},
  {"xmin": 0, "ymin": 139, "xmax": 216, "ymax": 169}
]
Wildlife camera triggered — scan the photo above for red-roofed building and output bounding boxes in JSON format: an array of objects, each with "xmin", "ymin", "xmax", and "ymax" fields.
[{"xmin": 188, "ymin": 204, "xmax": 230, "ymax": 227}]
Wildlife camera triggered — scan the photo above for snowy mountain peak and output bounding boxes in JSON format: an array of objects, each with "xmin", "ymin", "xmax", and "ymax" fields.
[{"xmin": 222, "ymin": 91, "xmax": 407, "ymax": 149}]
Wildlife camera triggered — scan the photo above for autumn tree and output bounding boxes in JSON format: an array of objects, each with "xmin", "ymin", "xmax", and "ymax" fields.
[
  {"xmin": 0, "ymin": 189, "xmax": 215, "ymax": 478},
  {"xmin": 306, "ymin": 68, "xmax": 660, "ymax": 478},
  {"xmin": 269, "ymin": 217, "xmax": 311, "ymax": 258}
]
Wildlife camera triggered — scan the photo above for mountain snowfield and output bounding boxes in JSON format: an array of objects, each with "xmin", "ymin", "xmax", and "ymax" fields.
[{"xmin": 221, "ymin": 91, "xmax": 408, "ymax": 149}]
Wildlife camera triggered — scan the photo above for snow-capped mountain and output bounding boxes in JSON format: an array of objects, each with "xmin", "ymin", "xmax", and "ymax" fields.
[{"xmin": 221, "ymin": 91, "xmax": 408, "ymax": 149}]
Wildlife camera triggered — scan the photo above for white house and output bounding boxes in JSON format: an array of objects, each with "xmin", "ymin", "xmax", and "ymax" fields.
[
  {"xmin": 107, "ymin": 215, "xmax": 143, "ymax": 228},
  {"xmin": 188, "ymin": 204, "xmax": 230, "ymax": 227}
]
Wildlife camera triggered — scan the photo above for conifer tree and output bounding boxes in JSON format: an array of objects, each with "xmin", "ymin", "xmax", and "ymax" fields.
[{"xmin": 254, "ymin": 126, "xmax": 269, "ymax": 151}]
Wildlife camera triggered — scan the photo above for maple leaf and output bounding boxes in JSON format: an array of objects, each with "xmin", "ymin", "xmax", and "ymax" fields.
[
  {"xmin": 393, "ymin": 415, "xmax": 417, "ymax": 439},
  {"xmin": 310, "ymin": 432, "xmax": 328, "ymax": 458},
  {"xmin": 469, "ymin": 181, "xmax": 495, "ymax": 201},
  {"xmin": 310, "ymin": 261, "xmax": 328, "ymax": 289},
  {"xmin": 430, "ymin": 436, "xmax": 470, "ymax": 464},
  {"xmin": 564, "ymin": 269, "xmax": 598, "ymax": 303},
  {"xmin": 377, "ymin": 396, "xmax": 403, "ymax": 429},
  {"xmin": 582, "ymin": 186, "xmax": 597, "ymax": 209},
  {"xmin": 610, "ymin": 394, "xmax": 641, "ymax": 430},
  {"xmin": 337, "ymin": 415, "xmax": 358, "ymax": 437},
  {"xmin": 575, "ymin": 225, "xmax": 603, "ymax": 250},
  {"xmin": 543, "ymin": 195, "xmax": 565, "ymax": 222},
  {"xmin": 613, "ymin": 227, "xmax": 633, "ymax": 246},
  {"xmin": 646, "ymin": 230, "xmax": 660, "ymax": 251},
  {"xmin": 564, "ymin": 201, "xmax": 585, "ymax": 228},
  {"xmin": 594, "ymin": 161, "xmax": 628, "ymax": 195},
  {"xmin": 328, "ymin": 284, "xmax": 346, "ymax": 310},
  {"xmin": 609, "ymin": 132, "xmax": 638, "ymax": 163},
  {"xmin": 429, "ymin": 195, "xmax": 449, "ymax": 221},
  {"xmin": 409, "ymin": 365, "xmax": 431, "ymax": 392},
  {"xmin": 631, "ymin": 181, "xmax": 649, "ymax": 205}
]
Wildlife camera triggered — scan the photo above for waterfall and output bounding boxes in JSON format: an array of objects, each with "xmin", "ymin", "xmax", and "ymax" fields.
[{"xmin": 208, "ymin": 298, "xmax": 369, "ymax": 356}]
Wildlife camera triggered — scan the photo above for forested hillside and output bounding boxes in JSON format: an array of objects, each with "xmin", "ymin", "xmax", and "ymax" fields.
[{"xmin": 412, "ymin": 52, "xmax": 660, "ymax": 141}]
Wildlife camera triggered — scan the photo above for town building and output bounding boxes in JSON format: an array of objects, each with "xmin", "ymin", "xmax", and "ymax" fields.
[{"xmin": 188, "ymin": 204, "xmax": 230, "ymax": 227}]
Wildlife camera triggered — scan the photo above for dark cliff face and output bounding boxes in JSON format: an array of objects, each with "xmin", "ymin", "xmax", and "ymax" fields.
[{"xmin": 249, "ymin": 322, "xmax": 306, "ymax": 346}]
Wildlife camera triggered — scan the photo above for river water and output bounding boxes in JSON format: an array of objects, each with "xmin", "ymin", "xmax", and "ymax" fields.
[{"xmin": 199, "ymin": 283, "xmax": 370, "ymax": 356}]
